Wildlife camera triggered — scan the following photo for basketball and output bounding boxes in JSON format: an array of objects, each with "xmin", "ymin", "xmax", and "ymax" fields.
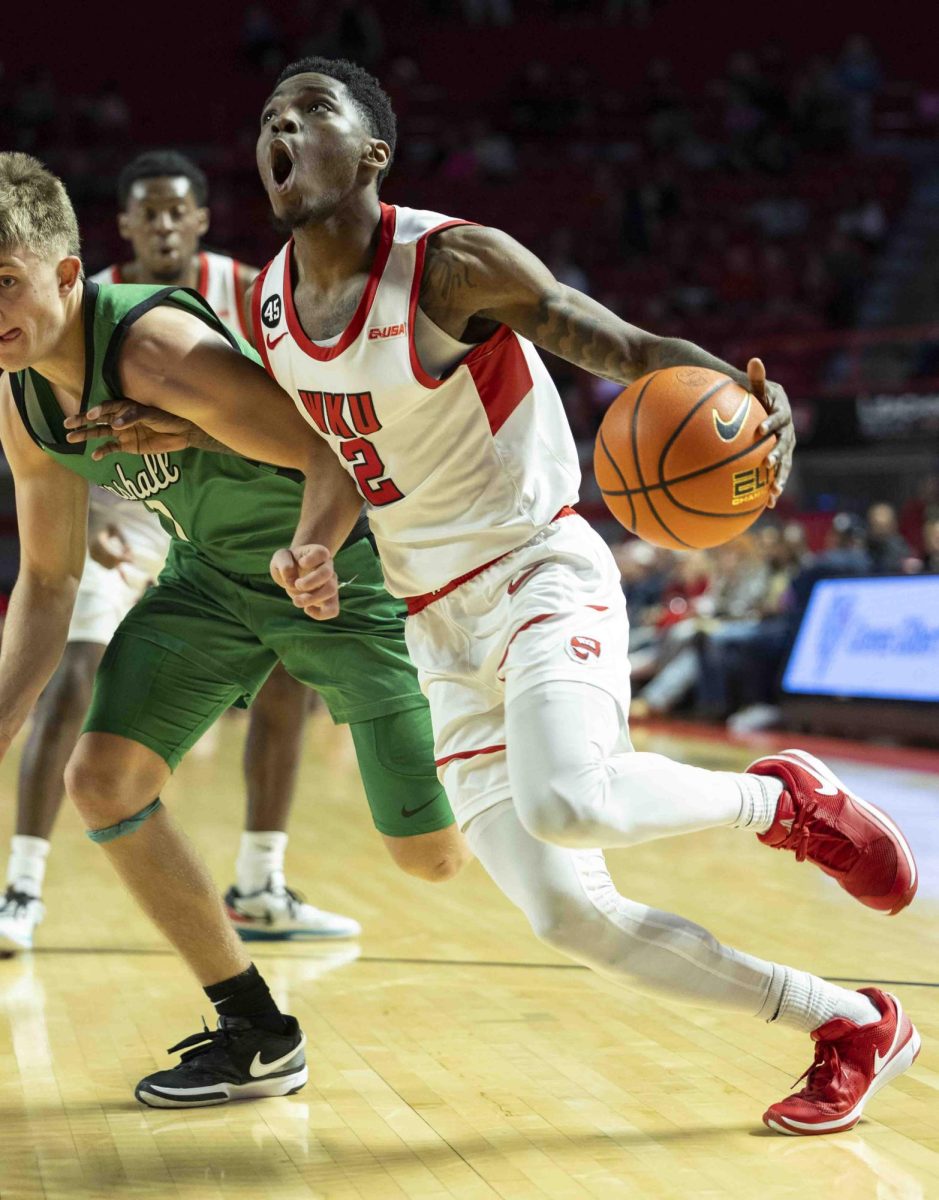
[{"xmin": 593, "ymin": 367, "xmax": 777, "ymax": 550}]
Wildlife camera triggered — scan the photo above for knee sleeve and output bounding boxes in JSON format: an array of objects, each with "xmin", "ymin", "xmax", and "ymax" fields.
[{"xmin": 86, "ymin": 797, "xmax": 164, "ymax": 844}]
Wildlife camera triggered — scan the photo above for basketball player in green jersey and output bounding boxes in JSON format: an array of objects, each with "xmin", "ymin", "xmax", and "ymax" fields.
[
  {"xmin": 0, "ymin": 152, "xmax": 468, "ymax": 1107},
  {"xmin": 0, "ymin": 148, "xmax": 357, "ymax": 952}
]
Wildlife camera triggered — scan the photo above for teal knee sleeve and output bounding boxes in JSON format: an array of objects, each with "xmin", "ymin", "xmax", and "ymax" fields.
[{"xmin": 86, "ymin": 798, "xmax": 163, "ymax": 844}]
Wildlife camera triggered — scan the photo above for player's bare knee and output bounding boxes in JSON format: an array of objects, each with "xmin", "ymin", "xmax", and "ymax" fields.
[
  {"xmin": 65, "ymin": 735, "xmax": 167, "ymax": 828},
  {"xmin": 64, "ymin": 751, "xmax": 125, "ymax": 822},
  {"xmin": 384, "ymin": 827, "xmax": 471, "ymax": 883}
]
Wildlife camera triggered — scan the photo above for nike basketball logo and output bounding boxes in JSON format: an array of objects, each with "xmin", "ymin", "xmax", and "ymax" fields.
[
  {"xmin": 777, "ymin": 754, "xmax": 840, "ymax": 797},
  {"xmin": 713, "ymin": 395, "xmax": 752, "ymax": 442},
  {"xmin": 401, "ymin": 796, "xmax": 438, "ymax": 819},
  {"xmin": 266, "ymin": 331, "xmax": 289, "ymax": 350},
  {"xmin": 873, "ymin": 1011, "xmax": 902, "ymax": 1074},
  {"xmin": 249, "ymin": 1033, "xmax": 306, "ymax": 1078},
  {"xmin": 507, "ymin": 563, "xmax": 546, "ymax": 595}
]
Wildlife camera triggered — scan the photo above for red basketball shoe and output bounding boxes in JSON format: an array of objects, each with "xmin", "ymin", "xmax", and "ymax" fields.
[
  {"xmin": 747, "ymin": 749, "xmax": 917, "ymax": 914},
  {"xmin": 764, "ymin": 988, "xmax": 920, "ymax": 1136}
]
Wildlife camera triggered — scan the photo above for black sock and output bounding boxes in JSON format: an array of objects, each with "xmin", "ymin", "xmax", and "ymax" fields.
[{"xmin": 204, "ymin": 964, "xmax": 287, "ymax": 1034}]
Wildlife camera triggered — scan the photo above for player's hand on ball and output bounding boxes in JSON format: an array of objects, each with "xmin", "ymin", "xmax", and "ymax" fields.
[
  {"xmin": 65, "ymin": 402, "xmax": 196, "ymax": 459},
  {"xmin": 270, "ymin": 545, "xmax": 340, "ymax": 620},
  {"xmin": 747, "ymin": 357, "xmax": 794, "ymax": 506}
]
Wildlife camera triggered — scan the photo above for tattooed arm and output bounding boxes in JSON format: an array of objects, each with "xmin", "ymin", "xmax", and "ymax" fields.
[{"xmin": 419, "ymin": 225, "xmax": 794, "ymax": 502}]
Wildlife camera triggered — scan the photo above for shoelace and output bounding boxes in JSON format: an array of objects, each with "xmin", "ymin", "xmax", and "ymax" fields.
[
  {"xmin": 776, "ymin": 802, "xmax": 857, "ymax": 870},
  {"xmin": 0, "ymin": 888, "xmax": 39, "ymax": 917},
  {"xmin": 791, "ymin": 1039, "xmax": 843, "ymax": 1098},
  {"xmin": 166, "ymin": 1019, "xmax": 233, "ymax": 1062}
]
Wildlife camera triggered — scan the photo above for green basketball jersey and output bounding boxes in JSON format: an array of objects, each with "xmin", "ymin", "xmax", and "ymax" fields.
[{"xmin": 8, "ymin": 281, "xmax": 365, "ymax": 574}]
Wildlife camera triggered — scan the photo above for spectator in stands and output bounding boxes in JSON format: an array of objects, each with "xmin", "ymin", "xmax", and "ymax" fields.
[
  {"xmin": 823, "ymin": 231, "xmax": 867, "ymax": 327},
  {"xmin": 315, "ymin": 0, "xmax": 385, "ymax": 67},
  {"xmin": 836, "ymin": 35, "xmax": 883, "ymax": 144},
  {"xmin": 922, "ymin": 519, "xmax": 939, "ymax": 573},
  {"xmin": 837, "ymin": 186, "xmax": 888, "ymax": 247},
  {"xmin": 462, "ymin": 0, "xmax": 514, "ymax": 27},
  {"xmin": 791, "ymin": 57, "xmax": 851, "ymax": 151},
  {"xmin": 545, "ymin": 228, "xmax": 591, "ymax": 294},
  {"xmin": 241, "ymin": 4, "xmax": 286, "ymax": 72},
  {"xmin": 867, "ymin": 502, "xmax": 913, "ymax": 573},
  {"xmin": 470, "ymin": 121, "xmax": 518, "ymax": 181},
  {"xmin": 900, "ymin": 473, "xmax": 939, "ymax": 555}
]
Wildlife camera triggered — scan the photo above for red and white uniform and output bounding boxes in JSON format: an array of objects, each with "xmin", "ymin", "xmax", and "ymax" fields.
[
  {"xmin": 256, "ymin": 204, "xmax": 630, "ymax": 827},
  {"xmin": 95, "ymin": 250, "xmax": 252, "ymax": 342},
  {"xmin": 73, "ymin": 252, "xmax": 252, "ymax": 646}
]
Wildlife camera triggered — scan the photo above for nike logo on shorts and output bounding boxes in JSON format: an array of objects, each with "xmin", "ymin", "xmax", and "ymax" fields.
[
  {"xmin": 266, "ymin": 331, "xmax": 289, "ymax": 350},
  {"xmin": 401, "ymin": 796, "xmax": 438, "ymax": 819}
]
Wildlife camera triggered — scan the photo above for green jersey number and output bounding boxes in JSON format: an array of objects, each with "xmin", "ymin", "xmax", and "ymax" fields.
[{"xmin": 144, "ymin": 498, "xmax": 189, "ymax": 542}]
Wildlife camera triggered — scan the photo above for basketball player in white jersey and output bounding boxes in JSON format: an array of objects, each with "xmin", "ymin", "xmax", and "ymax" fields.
[
  {"xmin": 247, "ymin": 58, "xmax": 922, "ymax": 1137},
  {"xmin": 0, "ymin": 150, "xmax": 359, "ymax": 951},
  {"xmin": 93, "ymin": 60, "xmax": 920, "ymax": 1135}
]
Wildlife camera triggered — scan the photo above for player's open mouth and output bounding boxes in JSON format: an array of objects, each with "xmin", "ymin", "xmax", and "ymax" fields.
[
  {"xmin": 270, "ymin": 141, "xmax": 296, "ymax": 192},
  {"xmin": 0, "ymin": 328, "xmax": 22, "ymax": 343}
]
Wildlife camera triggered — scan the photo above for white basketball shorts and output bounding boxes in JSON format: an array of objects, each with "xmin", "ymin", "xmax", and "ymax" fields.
[
  {"xmin": 67, "ymin": 540, "xmax": 169, "ymax": 646},
  {"xmin": 404, "ymin": 513, "xmax": 631, "ymax": 829}
]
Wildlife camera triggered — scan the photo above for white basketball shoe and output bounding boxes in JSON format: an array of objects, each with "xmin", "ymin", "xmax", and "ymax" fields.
[
  {"xmin": 224, "ymin": 879, "xmax": 361, "ymax": 941},
  {"xmin": 0, "ymin": 887, "xmax": 45, "ymax": 953}
]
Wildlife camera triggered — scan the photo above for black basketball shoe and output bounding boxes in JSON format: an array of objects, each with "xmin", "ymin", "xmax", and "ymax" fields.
[{"xmin": 135, "ymin": 1015, "xmax": 307, "ymax": 1108}]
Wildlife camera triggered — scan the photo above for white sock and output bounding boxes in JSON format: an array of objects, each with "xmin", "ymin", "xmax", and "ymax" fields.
[
  {"xmin": 7, "ymin": 835, "xmax": 50, "ymax": 898},
  {"xmin": 236, "ymin": 831, "xmax": 288, "ymax": 895},
  {"xmin": 732, "ymin": 773, "xmax": 784, "ymax": 834},
  {"xmin": 763, "ymin": 966, "xmax": 881, "ymax": 1032}
]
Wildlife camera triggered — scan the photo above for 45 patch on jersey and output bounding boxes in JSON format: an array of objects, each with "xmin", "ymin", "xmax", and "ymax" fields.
[{"xmin": 261, "ymin": 295, "xmax": 282, "ymax": 328}]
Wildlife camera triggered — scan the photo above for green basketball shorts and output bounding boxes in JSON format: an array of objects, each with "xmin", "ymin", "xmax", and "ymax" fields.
[{"xmin": 83, "ymin": 537, "xmax": 454, "ymax": 837}]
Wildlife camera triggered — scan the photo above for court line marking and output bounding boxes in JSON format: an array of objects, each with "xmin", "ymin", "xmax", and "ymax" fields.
[{"xmin": 15, "ymin": 947, "xmax": 939, "ymax": 987}]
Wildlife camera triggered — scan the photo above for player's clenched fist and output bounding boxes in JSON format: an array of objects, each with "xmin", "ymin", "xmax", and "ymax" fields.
[{"xmin": 270, "ymin": 545, "xmax": 340, "ymax": 620}]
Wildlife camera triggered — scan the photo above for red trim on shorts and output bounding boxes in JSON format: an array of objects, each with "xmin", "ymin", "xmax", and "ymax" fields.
[
  {"xmin": 111, "ymin": 265, "xmax": 122, "ymax": 284},
  {"xmin": 283, "ymin": 203, "xmax": 396, "ymax": 362},
  {"xmin": 435, "ymin": 743, "xmax": 506, "ymax": 768},
  {"xmin": 586, "ymin": 605, "xmax": 609, "ymax": 611},
  {"xmin": 497, "ymin": 612, "xmax": 561, "ymax": 675},
  {"xmin": 252, "ymin": 259, "xmax": 275, "ymax": 374},
  {"xmin": 404, "ymin": 506, "xmax": 577, "ymax": 616}
]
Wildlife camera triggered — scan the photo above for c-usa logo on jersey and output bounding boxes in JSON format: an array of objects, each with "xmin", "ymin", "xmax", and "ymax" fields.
[{"xmin": 262, "ymin": 295, "xmax": 282, "ymax": 328}]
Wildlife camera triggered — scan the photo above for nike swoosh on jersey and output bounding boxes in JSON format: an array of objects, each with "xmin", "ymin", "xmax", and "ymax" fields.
[
  {"xmin": 713, "ymin": 394, "xmax": 752, "ymax": 442},
  {"xmin": 249, "ymin": 1033, "xmax": 306, "ymax": 1078},
  {"xmin": 401, "ymin": 796, "xmax": 439, "ymax": 819},
  {"xmin": 873, "ymin": 1006, "xmax": 902, "ymax": 1074},
  {"xmin": 266, "ymin": 331, "xmax": 289, "ymax": 350}
]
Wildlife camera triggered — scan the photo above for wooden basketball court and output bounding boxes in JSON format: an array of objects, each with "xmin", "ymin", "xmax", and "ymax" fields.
[{"xmin": 1, "ymin": 713, "xmax": 936, "ymax": 1199}]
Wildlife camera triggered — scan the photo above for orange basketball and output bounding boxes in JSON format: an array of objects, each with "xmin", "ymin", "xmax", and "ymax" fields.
[{"xmin": 593, "ymin": 367, "xmax": 776, "ymax": 550}]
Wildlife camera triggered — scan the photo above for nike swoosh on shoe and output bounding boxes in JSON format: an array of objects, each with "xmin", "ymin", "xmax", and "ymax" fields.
[{"xmin": 249, "ymin": 1033, "xmax": 307, "ymax": 1078}]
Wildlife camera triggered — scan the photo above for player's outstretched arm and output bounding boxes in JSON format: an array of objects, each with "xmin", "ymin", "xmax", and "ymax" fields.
[
  {"xmin": 420, "ymin": 225, "xmax": 794, "ymax": 502},
  {"xmin": 0, "ymin": 375, "xmax": 89, "ymax": 758},
  {"xmin": 115, "ymin": 306, "xmax": 320, "ymax": 471}
]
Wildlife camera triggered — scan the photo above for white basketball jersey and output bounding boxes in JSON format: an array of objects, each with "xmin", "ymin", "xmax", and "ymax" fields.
[
  {"xmin": 91, "ymin": 250, "xmax": 251, "ymax": 341},
  {"xmin": 88, "ymin": 251, "xmax": 251, "ymax": 554},
  {"xmin": 254, "ymin": 204, "xmax": 581, "ymax": 598}
]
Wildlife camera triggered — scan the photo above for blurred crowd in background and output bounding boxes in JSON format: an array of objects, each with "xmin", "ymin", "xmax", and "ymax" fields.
[
  {"xmin": 2, "ymin": 1, "xmax": 937, "ymax": 731},
  {"xmin": 616, "ymin": 475, "xmax": 939, "ymax": 729}
]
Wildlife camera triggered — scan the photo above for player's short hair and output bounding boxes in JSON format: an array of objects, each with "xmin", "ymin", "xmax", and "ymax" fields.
[
  {"xmin": 273, "ymin": 57, "xmax": 397, "ymax": 188},
  {"xmin": 117, "ymin": 150, "xmax": 209, "ymax": 210},
  {"xmin": 0, "ymin": 152, "xmax": 81, "ymax": 261}
]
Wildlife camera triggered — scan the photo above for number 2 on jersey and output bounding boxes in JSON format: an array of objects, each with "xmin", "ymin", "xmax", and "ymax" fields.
[{"xmin": 340, "ymin": 438, "xmax": 404, "ymax": 506}]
